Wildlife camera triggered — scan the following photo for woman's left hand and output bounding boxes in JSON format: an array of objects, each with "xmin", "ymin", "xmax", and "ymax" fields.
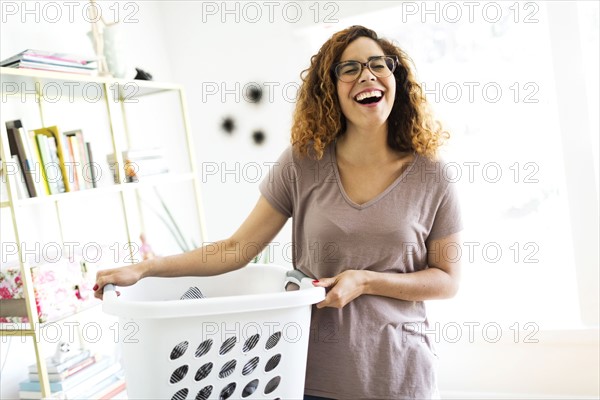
[{"xmin": 312, "ymin": 270, "xmax": 369, "ymax": 309}]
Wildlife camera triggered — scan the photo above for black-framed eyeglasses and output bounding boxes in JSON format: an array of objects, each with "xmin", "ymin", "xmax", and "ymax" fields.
[{"xmin": 332, "ymin": 55, "xmax": 399, "ymax": 83}]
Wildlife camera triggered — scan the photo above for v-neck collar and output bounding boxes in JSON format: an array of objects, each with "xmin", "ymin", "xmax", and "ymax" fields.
[{"xmin": 330, "ymin": 143, "xmax": 418, "ymax": 210}]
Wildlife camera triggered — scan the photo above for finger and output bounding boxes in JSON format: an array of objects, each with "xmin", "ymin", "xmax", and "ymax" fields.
[
  {"xmin": 313, "ymin": 277, "xmax": 335, "ymax": 288},
  {"xmin": 316, "ymin": 298, "xmax": 329, "ymax": 309}
]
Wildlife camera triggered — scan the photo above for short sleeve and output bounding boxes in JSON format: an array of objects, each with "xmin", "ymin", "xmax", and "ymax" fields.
[
  {"xmin": 427, "ymin": 180, "xmax": 463, "ymax": 242},
  {"xmin": 259, "ymin": 147, "xmax": 295, "ymax": 218}
]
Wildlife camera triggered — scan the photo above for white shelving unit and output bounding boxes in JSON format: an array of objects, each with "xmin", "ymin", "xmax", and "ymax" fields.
[{"xmin": 0, "ymin": 67, "xmax": 207, "ymax": 398}]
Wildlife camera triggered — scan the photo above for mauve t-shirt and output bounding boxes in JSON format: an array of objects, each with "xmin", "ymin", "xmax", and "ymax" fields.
[{"xmin": 259, "ymin": 144, "xmax": 462, "ymax": 399}]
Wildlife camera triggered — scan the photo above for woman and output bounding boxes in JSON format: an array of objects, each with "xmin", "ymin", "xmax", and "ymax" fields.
[{"xmin": 95, "ymin": 25, "xmax": 462, "ymax": 399}]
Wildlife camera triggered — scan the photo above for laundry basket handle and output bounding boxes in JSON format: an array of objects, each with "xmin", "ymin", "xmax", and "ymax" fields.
[{"xmin": 103, "ymin": 284, "xmax": 118, "ymax": 302}]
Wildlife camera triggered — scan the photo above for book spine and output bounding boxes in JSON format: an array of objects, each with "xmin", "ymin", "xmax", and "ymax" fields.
[
  {"xmin": 28, "ymin": 130, "xmax": 49, "ymax": 195},
  {"xmin": 9, "ymin": 155, "xmax": 29, "ymax": 199},
  {"xmin": 75, "ymin": 132, "xmax": 90, "ymax": 189},
  {"xmin": 20, "ymin": 357, "xmax": 110, "ymax": 392},
  {"xmin": 63, "ymin": 134, "xmax": 79, "ymax": 191},
  {"xmin": 47, "ymin": 126, "xmax": 71, "ymax": 192},
  {"xmin": 67, "ymin": 135, "xmax": 85, "ymax": 191},
  {"xmin": 85, "ymin": 142, "xmax": 97, "ymax": 188},
  {"xmin": 35, "ymin": 134, "xmax": 59, "ymax": 195},
  {"xmin": 27, "ymin": 350, "xmax": 91, "ymax": 374},
  {"xmin": 5, "ymin": 121, "xmax": 35, "ymax": 197},
  {"xmin": 28, "ymin": 355, "xmax": 96, "ymax": 381},
  {"xmin": 45, "ymin": 136, "xmax": 66, "ymax": 193}
]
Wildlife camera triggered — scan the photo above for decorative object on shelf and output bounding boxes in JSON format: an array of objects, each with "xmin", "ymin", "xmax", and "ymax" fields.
[
  {"xmin": 252, "ymin": 129, "xmax": 266, "ymax": 145},
  {"xmin": 87, "ymin": 0, "xmax": 136, "ymax": 78},
  {"xmin": 86, "ymin": 0, "xmax": 111, "ymax": 77},
  {"xmin": 134, "ymin": 67, "xmax": 153, "ymax": 81},
  {"xmin": 107, "ymin": 148, "xmax": 169, "ymax": 183},
  {"xmin": 139, "ymin": 233, "xmax": 156, "ymax": 260},
  {"xmin": 221, "ymin": 116, "xmax": 236, "ymax": 134},
  {"xmin": 52, "ymin": 342, "xmax": 74, "ymax": 365},
  {"xmin": 101, "ymin": 22, "xmax": 129, "ymax": 78}
]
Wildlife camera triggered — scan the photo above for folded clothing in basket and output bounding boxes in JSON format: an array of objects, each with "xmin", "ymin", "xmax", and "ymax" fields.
[
  {"xmin": 170, "ymin": 287, "xmax": 206, "ymax": 363},
  {"xmin": 180, "ymin": 287, "xmax": 205, "ymax": 300}
]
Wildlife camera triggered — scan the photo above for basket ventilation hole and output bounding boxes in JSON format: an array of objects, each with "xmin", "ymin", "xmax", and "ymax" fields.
[
  {"xmin": 218, "ymin": 359, "xmax": 237, "ymax": 378},
  {"xmin": 171, "ymin": 388, "xmax": 188, "ymax": 400},
  {"xmin": 195, "ymin": 339, "xmax": 213, "ymax": 358},
  {"xmin": 242, "ymin": 356, "xmax": 260, "ymax": 376},
  {"xmin": 242, "ymin": 334, "xmax": 260, "ymax": 352},
  {"xmin": 265, "ymin": 354, "xmax": 281, "ymax": 372},
  {"xmin": 170, "ymin": 341, "xmax": 189, "ymax": 360},
  {"xmin": 195, "ymin": 385, "xmax": 213, "ymax": 400},
  {"xmin": 219, "ymin": 336, "xmax": 237, "ymax": 355},
  {"xmin": 195, "ymin": 362, "xmax": 213, "ymax": 381},
  {"xmin": 264, "ymin": 376, "xmax": 281, "ymax": 395},
  {"xmin": 265, "ymin": 331, "xmax": 282, "ymax": 350},
  {"xmin": 170, "ymin": 365, "xmax": 189, "ymax": 384},
  {"xmin": 220, "ymin": 382, "xmax": 236, "ymax": 400},
  {"xmin": 242, "ymin": 379, "xmax": 259, "ymax": 398}
]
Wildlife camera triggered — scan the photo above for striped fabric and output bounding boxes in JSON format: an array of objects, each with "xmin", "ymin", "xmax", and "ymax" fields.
[{"xmin": 180, "ymin": 286, "xmax": 205, "ymax": 300}]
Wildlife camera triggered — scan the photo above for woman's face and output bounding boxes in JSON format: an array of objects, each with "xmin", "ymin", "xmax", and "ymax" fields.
[{"xmin": 335, "ymin": 37, "xmax": 396, "ymax": 133}]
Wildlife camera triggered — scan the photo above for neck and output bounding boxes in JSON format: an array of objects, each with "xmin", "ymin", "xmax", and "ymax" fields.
[{"xmin": 336, "ymin": 123, "xmax": 395, "ymax": 166}]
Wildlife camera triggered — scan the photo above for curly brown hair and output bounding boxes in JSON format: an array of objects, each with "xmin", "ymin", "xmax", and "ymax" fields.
[{"xmin": 291, "ymin": 25, "xmax": 449, "ymax": 160}]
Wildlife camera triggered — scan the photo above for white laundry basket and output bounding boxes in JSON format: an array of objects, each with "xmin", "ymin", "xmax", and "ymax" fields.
[{"xmin": 102, "ymin": 264, "xmax": 324, "ymax": 400}]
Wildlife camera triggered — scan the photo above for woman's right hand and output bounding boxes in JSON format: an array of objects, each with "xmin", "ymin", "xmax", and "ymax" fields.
[{"xmin": 93, "ymin": 263, "xmax": 146, "ymax": 300}]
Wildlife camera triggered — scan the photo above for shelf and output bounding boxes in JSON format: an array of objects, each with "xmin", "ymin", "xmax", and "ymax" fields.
[
  {"xmin": 0, "ymin": 300, "xmax": 101, "ymax": 335},
  {"xmin": 1, "ymin": 172, "xmax": 195, "ymax": 208},
  {"xmin": 0, "ymin": 67, "xmax": 182, "ymax": 99},
  {"xmin": 0, "ymin": 68, "xmax": 205, "ymax": 398}
]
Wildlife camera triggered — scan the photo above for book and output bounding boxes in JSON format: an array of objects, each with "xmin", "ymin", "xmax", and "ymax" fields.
[
  {"xmin": 107, "ymin": 148, "xmax": 169, "ymax": 183},
  {"xmin": 10, "ymin": 155, "xmax": 29, "ymax": 199},
  {"xmin": 77, "ymin": 371, "xmax": 125, "ymax": 399},
  {"xmin": 32, "ymin": 126, "xmax": 71, "ymax": 192},
  {"xmin": 63, "ymin": 133, "xmax": 79, "ymax": 191},
  {"xmin": 27, "ymin": 130, "xmax": 49, "ymax": 195},
  {"xmin": 67, "ymin": 362, "xmax": 122, "ymax": 399},
  {"xmin": 20, "ymin": 356, "xmax": 111, "ymax": 392},
  {"xmin": 85, "ymin": 142, "xmax": 98, "ymax": 188},
  {"xmin": 0, "ymin": 49, "xmax": 96, "ymax": 67},
  {"xmin": 1, "ymin": 50, "xmax": 97, "ymax": 76},
  {"xmin": 27, "ymin": 350, "xmax": 90, "ymax": 374},
  {"xmin": 35, "ymin": 134, "xmax": 61, "ymax": 194},
  {"xmin": 5, "ymin": 120, "xmax": 37, "ymax": 197},
  {"xmin": 28, "ymin": 354, "xmax": 97, "ymax": 382},
  {"xmin": 63, "ymin": 130, "xmax": 90, "ymax": 190},
  {"xmin": 6, "ymin": 61, "xmax": 96, "ymax": 75}
]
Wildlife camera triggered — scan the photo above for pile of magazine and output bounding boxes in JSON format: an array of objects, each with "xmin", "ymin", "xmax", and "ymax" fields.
[
  {"xmin": 19, "ymin": 348, "xmax": 125, "ymax": 399},
  {"xmin": 1, "ymin": 49, "xmax": 97, "ymax": 75}
]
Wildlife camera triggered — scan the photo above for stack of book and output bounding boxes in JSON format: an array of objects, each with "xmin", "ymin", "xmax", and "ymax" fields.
[
  {"xmin": 20, "ymin": 350, "xmax": 126, "ymax": 399},
  {"xmin": 107, "ymin": 148, "xmax": 169, "ymax": 183},
  {"xmin": 4, "ymin": 120, "xmax": 97, "ymax": 199},
  {"xmin": 1, "ymin": 50, "xmax": 97, "ymax": 75}
]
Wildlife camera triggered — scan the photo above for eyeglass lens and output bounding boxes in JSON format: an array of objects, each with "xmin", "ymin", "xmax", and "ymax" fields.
[{"xmin": 336, "ymin": 57, "xmax": 396, "ymax": 82}]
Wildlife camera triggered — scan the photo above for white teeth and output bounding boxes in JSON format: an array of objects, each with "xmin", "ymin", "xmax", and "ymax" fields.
[{"xmin": 355, "ymin": 90, "xmax": 383, "ymax": 101}]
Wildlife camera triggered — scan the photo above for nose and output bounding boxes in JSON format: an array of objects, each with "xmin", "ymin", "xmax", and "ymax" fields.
[{"xmin": 358, "ymin": 64, "xmax": 377, "ymax": 83}]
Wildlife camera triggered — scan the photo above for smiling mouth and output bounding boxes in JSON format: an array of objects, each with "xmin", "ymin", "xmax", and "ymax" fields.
[{"xmin": 354, "ymin": 90, "xmax": 383, "ymax": 105}]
